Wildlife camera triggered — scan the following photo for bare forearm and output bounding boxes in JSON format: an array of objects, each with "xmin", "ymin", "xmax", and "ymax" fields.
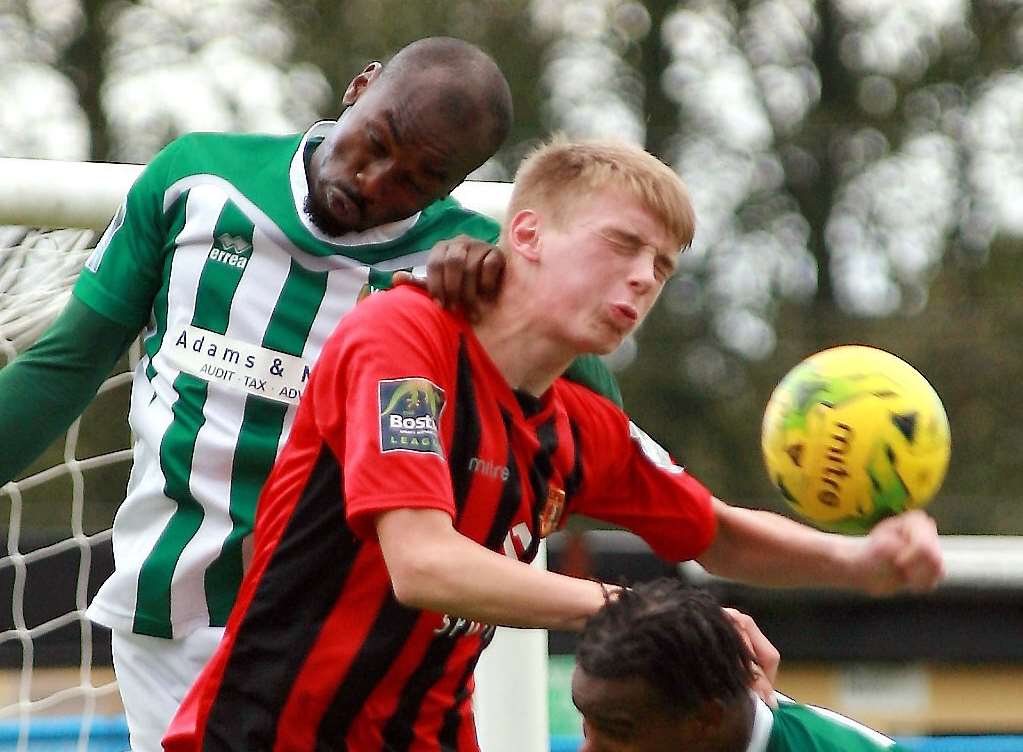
[
  {"xmin": 378, "ymin": 509, "xmax": 606, "ymax": 631},
  {"xmin": 699, "ymin": 499, "xmax": 945, "ymax": 595},
  {"xmin": 697, "ymin": 498, "xmax": 863, "ymax": 589}
]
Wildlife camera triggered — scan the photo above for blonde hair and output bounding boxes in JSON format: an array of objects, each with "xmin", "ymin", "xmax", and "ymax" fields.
[{"xmin": 504, "ymin": 137, "xmax": 695, "ymax": 251}]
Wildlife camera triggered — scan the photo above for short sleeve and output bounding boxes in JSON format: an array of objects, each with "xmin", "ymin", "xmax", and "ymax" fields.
[
  {"xmin": 72, "ymin": 139, "xmax": 182, "ymax": 331},
  {"xmin": 557, "ymin": 382, "xmax": 716, "ymax": 562},
  {"xmin": 314, "ymin": 287, "xmax": 458, "ymax": 540}
]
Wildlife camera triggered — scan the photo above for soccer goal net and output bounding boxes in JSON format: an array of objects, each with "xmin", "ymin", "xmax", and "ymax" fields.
[
  {"xmin": 0, "ymin": 216, "xmax": 134, "ymax": 752},
  {"xmin": 0, "ymin": 157, "xmax": 543, "ymax": 752}
]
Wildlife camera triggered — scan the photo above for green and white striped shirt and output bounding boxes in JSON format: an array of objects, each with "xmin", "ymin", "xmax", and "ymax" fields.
[
  {"xmin": 746, "ymin": 694, "xmax": 907, "ymax": 752},
  {"xmin": 76, "ymin": 122, "xmax": 500, "ymax": 638}
]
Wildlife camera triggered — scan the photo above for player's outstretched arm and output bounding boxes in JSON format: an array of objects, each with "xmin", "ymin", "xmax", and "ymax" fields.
[
  {"xmin": 0, "ymin": 297, "xmax": 136, "ymax": 486},
  {"xmin": 696, "ymin": 498, "xmax": 944, "ymax": 595},
  {"xmin": 376, "ymin": 507, "xmax": 608, "ymax": 631}
]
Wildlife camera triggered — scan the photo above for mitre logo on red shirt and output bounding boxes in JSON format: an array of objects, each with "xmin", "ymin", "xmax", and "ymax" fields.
[{"xmin": 378, "ymin": 377, "xmax": 446, "ymax": 455}]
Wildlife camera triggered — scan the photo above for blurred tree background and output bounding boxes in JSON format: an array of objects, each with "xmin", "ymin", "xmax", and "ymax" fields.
[{"xmin": 2, "ymin": 0, "xmax": 1022, "ymax": 535}]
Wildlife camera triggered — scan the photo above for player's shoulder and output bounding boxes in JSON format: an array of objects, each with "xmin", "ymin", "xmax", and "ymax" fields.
[
  {"xmin": 168, "ymin": 129, "xmax": 300, "ymax": 153},
  {"xmin": 562, "ymin": 354, "xmax": 623, "ymax": 407},
  {"xmin": 155, "ymin": 130, "xmax": 302, "ymax": 177},
  {"xmin": 344, "ymin": 285, "xmax": 463, "ymax": 341},
  {"xmin": 553, "ymin": 375, "xmax": 629, "ymax": 433},
  {"xmin": 772, "ymin": 699, "xmax": 904, "ymax": 751},
  {"xmin": 417, "ymin": 194, "xmax": 502, "ymax": 244}
]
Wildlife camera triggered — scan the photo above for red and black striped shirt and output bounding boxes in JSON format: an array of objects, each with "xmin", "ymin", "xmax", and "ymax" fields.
[{"xmin": 165, "ymin": 286, "xmax": 715, "ymax": 752}]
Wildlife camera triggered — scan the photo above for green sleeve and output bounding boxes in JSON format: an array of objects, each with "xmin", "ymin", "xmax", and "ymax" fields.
[
  {"xmin": 73, "ymin": 138, "xmax": 180, "ymax": 331},
  {"xmin": 0, "ymin": 297, "xmax": 137, "ymax": 486},
  {"xmin": 563, "ymin": 353, "xmax": 623, "ymax": 408}
]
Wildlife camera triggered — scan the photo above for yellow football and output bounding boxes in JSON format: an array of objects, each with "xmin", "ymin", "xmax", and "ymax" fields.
[{"xmin": 761, "ymin": 345, "xmax": 950, "ymax": 534}]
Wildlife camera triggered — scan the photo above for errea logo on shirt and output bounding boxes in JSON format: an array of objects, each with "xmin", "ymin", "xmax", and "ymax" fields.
[
  {"xmin": 208, "ymin": 233, "xmax": 251, "ymax": 269},
  {"xmin": 378, "ymin": 378, "xmax": 446, "ymax": 455}
]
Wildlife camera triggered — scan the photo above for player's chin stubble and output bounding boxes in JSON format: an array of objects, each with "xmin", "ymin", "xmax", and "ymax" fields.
[{"xmin": 304, "ymin": 194, "xmax": 345, "ymax": 237}]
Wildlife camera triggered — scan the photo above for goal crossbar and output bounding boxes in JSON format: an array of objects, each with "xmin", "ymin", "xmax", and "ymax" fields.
[{"xmin": 0, "ymin": 157, "xmax": 511, "ymax": 230}]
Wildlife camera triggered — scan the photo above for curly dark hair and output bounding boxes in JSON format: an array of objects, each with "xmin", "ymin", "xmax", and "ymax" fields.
[{"xmin": 576, "ymin": 579, "xmax": 754, "ymax": 714}]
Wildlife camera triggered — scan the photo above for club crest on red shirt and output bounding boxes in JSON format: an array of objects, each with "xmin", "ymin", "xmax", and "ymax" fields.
[{"xmin": 539, "ymin": 487, "xmax": 566, "ymax": 537}]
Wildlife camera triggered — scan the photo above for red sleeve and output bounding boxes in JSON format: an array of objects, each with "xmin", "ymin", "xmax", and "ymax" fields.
[
  {"xmin": 311, "ymin": 287, "xmax": 459, "ymax": 540},
  {"xmin": 556, "ymin": 381, "xmax": 717, "ymax": 562}
]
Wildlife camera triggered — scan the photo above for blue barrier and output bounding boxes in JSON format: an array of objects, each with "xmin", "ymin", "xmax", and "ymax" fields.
[
  {"xmin": 0, "ymin": 716, "xmax": 129, "ymax": 752},
  {"xmin": 0, "ymin": 719, "xmax": 1021, "ymax": 751},
  {"xmin": 552, "ymin": 735, "xmax": 1023, "ymax": 752},
  {"xmin": 900, "ymin": 740, "xmax": 1023, "ymax": 752}
]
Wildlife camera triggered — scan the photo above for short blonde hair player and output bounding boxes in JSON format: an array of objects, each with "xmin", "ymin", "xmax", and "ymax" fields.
[
  {"xmin": 478, "ymin": 136, "xmax": 695, "ymax": 752},
  {"xmin": 165, "ymin": 138, "xmax": 942, "ymax": 752}
]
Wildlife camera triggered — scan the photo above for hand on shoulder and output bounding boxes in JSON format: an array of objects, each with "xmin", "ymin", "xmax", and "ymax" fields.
[{"xmin": 393, "ymin": 235, "xmax": 505, "ymax": 320}]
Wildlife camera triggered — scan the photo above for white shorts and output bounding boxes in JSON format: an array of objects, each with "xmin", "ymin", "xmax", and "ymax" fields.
[{"xmin": 110, "ymin": 627, "xmax": 225, "ymax": 752}]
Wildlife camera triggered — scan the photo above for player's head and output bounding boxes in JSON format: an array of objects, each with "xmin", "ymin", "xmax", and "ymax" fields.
[
  {"xmin": 572, "ymin": 580, "xmax": 755, "ymax": 752},
  {"xmin": 501, "ymin": 138, "xmax": 695, "ymax": 355},
  {"xmin": 306, "ymin": 36, "xmax": 513, "ymax": 235}
]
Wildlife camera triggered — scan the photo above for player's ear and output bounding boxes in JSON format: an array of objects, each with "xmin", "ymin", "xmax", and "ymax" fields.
[
  {"xmin": 506, "ymin": 209, "xmax": 541, "ymax": 262},
  {"xmin": 342, "ymin": 62, "xmax": 383, "ymax": 107}
]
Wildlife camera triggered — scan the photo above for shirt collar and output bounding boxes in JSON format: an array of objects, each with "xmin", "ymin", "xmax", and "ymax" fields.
[
  {"xmin": 289, "ymin": 119, "xmax": 421, "ymax": 247},
  {"xmin": 744, "ymin": 693, "xmax": 775, "ymax": 752}
]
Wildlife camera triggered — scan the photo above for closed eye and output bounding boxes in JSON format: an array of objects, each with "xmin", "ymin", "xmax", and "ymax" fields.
[
  {"xmin": 574, "ymin": 698, "xmax": 636, "ymax": 741},
  {"xmin": 368, "ymin": 130, "xmax": 386, "ymax": 155},
  {"xmin": 654, "ymin": 255, "xmax": 677, "ymax": 282},
  {"xmin": 603, "ymin": 229, "xmax": 643, "ymax": 252}
]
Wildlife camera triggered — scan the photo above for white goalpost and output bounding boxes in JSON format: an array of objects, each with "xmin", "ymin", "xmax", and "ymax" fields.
[{"xmin": 0, "ymin": 157, "xmax": 547, "ymax": 752}]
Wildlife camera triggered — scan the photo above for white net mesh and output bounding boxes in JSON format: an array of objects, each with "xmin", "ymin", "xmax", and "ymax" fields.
[
  {"xmin": 0, "ymin": 228, "xmax": 94, "ymax": 355},
  {"xmin": 0, "ymin": 226, "xmax": 133, "ymax": 751},
  {"xmin": 0, "ymin": 164, "xmax": 528, "ymax": 752}
]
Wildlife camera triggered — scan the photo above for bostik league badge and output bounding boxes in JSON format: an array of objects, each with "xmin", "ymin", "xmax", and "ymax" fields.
[{"xmin": 378, "ymin": 377, "xmax": 446, "ymax": 455}]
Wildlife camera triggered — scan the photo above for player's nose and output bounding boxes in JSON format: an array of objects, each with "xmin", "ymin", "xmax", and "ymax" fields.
[
  {"xmin": 354, "ymin": 159, "xmax": 392, "ymax": 198},
  {"xmin": 628, "ymin": 255, "xmax": 657, "ymax": 293}
]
